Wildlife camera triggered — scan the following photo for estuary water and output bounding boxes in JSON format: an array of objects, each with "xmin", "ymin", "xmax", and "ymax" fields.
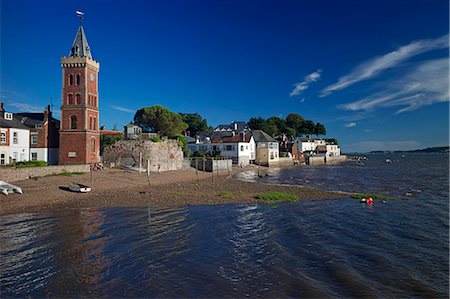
[{"xmin": 1, "ymin": 153, "xmax": 448, "ymax": 298}]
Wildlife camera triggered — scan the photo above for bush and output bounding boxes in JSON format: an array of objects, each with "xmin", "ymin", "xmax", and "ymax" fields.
[
  {"xmin": 15, "ymin": 160, "xmax": 47, "ymax": 168},
  {"xmin": 192, "ymin": 151, "xmax": 206, "ymax": 157}
]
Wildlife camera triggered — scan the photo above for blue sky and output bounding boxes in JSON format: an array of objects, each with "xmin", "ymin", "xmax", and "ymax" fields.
[{"xmin": 1, "ymin": 0, "xmax": 449, "ymax": 152}]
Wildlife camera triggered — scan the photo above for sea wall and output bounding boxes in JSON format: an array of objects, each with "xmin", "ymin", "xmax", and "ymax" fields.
[
  {"xmin": 277, "ymin": 157, "xmax": 294, "ymax": 167},
  {"xmin": 326, "ymin": 155, "xmax": 347, "ymax": 164},
  {"xmin": 102, "ymin": 139, "xmax": 183, "ymax": 172},
  {"xmin": 307, "ymin": 156, "xmax": 326, "ymax": 165},
  {"xmin": 0, "ymin": 164, "xmax": 90, "ymax": 182}
]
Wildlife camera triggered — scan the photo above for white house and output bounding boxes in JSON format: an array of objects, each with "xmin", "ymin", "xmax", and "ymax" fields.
[
  {"xmin": 0, "ymin": 103, "xmax": 30, "ymax": 165},
  {"xmin": 293, "ymin": 137, "xmax": 340, "ymax": 157},
  {"xmin": 124, "ymin": 123, "xmax": 142, "ymax": 140},
  {"xmin": 188, "ymin": 132, "xmax": 256, "ymax": 166}
]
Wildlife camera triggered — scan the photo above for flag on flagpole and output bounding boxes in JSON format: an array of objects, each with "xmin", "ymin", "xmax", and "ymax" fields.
[{"xmin": 76, "ymin": 10, "xmax": 85, "ymax": 17}]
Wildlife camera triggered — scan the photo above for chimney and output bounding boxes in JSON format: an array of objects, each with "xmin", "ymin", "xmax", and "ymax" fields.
[
  {"xmin": 234, "ymin": 122, "xmax": 238, "ymax": 130},
  {"xmin": 44, "ymin": 105, "xmax": 51, "ymax": 120},
  {"xmin": 0, "ymin": 102, "xmax": 4, "ymax": 112}
]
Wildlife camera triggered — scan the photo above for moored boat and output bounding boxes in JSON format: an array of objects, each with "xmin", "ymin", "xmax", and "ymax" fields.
[
  {"xmin": 0, "ymin": 181, "xmax": 23, "ymax": 195},
  {"xmin": 68, "ymin": 182, "xmax": 92, "ymax": 193}
]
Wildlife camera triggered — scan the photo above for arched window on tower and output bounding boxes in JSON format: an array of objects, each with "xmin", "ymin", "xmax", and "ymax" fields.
[
  {"xmin": 67, "ymin": 94, "xmax": 74, "ymax": 105},
  {"xmin": 76, "ymin": 74, "xmax": 81, "ymax": 85},
  {"xmin": 69, "ymin": 74, "xmax": 74, "ymax": 86},
  {"xmin": 94, "ymin": 117, "xmax": 97, "ymax": 130},
  {"xmin": 89, "ymin": 116, "xmax": 93, "ymax": 130},
  {"xmin": 75, "ymin": 94, "xmax": 81, "ymax": 105},
  {"xmin": 90, "ymin": 138, "xmax": 96, "ymax": 152},
  {"xmin": 70, "ymin": 116, "xmax": 77, "ymax": 129}
]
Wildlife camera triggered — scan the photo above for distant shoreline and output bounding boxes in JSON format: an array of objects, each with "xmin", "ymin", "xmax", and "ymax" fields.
[{"xmin": 0, "ymin": 167, "xmax": 348, "ymax": 215}]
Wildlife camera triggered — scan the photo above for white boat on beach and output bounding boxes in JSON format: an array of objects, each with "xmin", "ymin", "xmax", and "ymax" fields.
[
  {"xmin": 0, "ymin": 181, "xmax": 23, "ymax": 195},
  {"xmin": 68, "ymin": 182, "xmax": 92, "ymax": 193}
]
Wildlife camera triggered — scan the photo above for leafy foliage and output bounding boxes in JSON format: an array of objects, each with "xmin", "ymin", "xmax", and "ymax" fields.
[
  {"xmin": 247, "ymin": 113, "xmax": 325, "ymax": 138},
  {"xmin": 314, "ymin": 122, "xmax": 326, "ymax": 136},
  {"xmin": 134, "ymin": 105, "xmax": 188, "ymax": 136},
  {"xmin": 15, "ymin": 160, "xmax": 47, "ymax": 168},
  {"xmin": 179, "ymin": 113, "xmax": 211, "ymax": 136}
]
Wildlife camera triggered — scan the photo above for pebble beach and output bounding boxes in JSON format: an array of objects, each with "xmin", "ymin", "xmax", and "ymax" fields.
[{"xmin": 0, "ymin": 167, "xmax": 347, "ymax": 214}]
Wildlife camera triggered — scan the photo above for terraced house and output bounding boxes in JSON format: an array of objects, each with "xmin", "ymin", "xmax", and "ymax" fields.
[{"xmin": 0, "ymin": 103, "xmax": 30, "ymax": 165}]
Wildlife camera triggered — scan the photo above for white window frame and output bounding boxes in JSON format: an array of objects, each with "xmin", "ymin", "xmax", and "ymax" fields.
[
  {"xmin": 31, "ymin": 134, "xmax": 38, "ymax": 145},
  {"xmin": 0, "ymin": 131, "xmax": 6, "ymax": 144},
  {"xmin": 31, "ymin": 152, "xmax": 38, "ymax": 161},
  {"xmin": 4, "ymin": 112, "xmax": 13, "ymax": 120}
]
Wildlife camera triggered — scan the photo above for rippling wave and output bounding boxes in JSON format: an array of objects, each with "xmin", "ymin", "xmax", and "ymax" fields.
[{"xmin": 0, "ymin": 154, "xmax": 448, "ymax": 297}]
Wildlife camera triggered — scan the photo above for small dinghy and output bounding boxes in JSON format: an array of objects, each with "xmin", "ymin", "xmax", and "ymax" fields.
[
  {"xmin": 0, "ymin": 181, "xmax": 23, "ymax": 195},
  {"xmin": 68, "ymin": 182, "xmax": 91, "ymax": 193}
]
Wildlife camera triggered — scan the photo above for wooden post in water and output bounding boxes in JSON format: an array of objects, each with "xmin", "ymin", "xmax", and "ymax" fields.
[
  {"xmin": 90, "ymin": 162, "xmax": 93, "ymax": 182},
  {"xmin": 139, "ymin": 152, "xmax": 142, "ymax": 174},
  {"xmin": 147, "ymin": 159, "xmax": 150, "ymax": 177}
]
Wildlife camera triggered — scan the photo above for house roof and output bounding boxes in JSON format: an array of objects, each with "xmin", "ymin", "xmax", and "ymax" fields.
[
  {"xmin": 251, "ymin": 130, "xmax": 276, "ymax": 142},
  {"xmin": 15, "ymin": 112, "xmax": 60, "ymax": 128},
  {"xmin": 210, "ymin": 133, "xmax": 251, "ymax": 143},
  {"xmin": 125, "ymin": 122, "xmax": 140, "ymax": 128},
  {"xmin": 69, "ymin": 25, "xmax": 93, "ymax": 59},
  {"xmin": 214, "ymin": 121, "xmax": 250, "ymax": 132},
  {"xmin": 0, "ymin": 118, "xmax": 30, "ymax": 130}
]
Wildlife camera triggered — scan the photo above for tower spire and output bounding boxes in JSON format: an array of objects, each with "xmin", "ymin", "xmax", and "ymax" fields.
[{"xmin": 69, "ymin": 11, "xmax": 93, "ymax": 59}]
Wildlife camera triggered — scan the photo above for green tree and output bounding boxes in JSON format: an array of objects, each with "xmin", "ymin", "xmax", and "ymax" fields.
[
  {"xmin": 266, "ymin": 116, "xmax": 288, "ymax": 137},
  {"xmin": 134, "ymin": 105, "xmax": 188, "ymax": 136},
  {"xmin": 179, "ymin": 113, "xmax": 210, "ymax": 136},
  {"xmin": 286, "ymin": 113, "xmax": 305, "ymax": 136},
  {"xmin": 314, "ymin": 122, "xmax": 327, "ymax": 137},
  {"xmin": 300, "ymin": 120, "xmax": 316, "ymax": 136},
  {"xmin": 247, "ymin": 117, "xmax": 267, "ymax": 131}
]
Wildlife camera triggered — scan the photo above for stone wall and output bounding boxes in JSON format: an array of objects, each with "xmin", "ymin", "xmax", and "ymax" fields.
[
  {"xmin": 326, "ymin": 155, "xmax": 347, "ymax": 164},
  {"xmin": 102, "ymin": 139, "xmax": 183, "ymax": 172},
  {"xmin": 0, "ymin": 164, "xmax": 90, "ymax": 182},
  {"xmin": 277, "ymin": 157, "xmax": 294, "ymax": 167},
  {"xmin": 307, "ymin": 155, "xmax": 326, "ymax": 165}
]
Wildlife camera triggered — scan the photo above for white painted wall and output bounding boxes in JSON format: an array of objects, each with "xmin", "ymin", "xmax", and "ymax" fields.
[{"xmin": 9, "ymin": 128, "xmax": 30, "ymax": 163}]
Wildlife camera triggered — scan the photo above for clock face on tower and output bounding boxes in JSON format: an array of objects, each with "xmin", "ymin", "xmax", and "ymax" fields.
[{"xmin": 90, "ymin": 73, "xmax": 94, "ymax": 81}]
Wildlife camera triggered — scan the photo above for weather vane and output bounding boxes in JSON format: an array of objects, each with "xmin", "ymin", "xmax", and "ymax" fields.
[{"xmin": 76, "ymin": 10, "xmax": 84, "ymax": 23}]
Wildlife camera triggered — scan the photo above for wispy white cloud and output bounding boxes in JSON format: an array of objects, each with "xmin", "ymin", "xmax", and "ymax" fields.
[
  {"xmin": 338, "ymin": 58, "xmax": 449, "ymax": 114},
  {"xmin": 344, "ymin": 140, "xmax": 421, "ymax": 153},
  {"xmin": 111, "ymin": 105, "xmax": 135, "ymax": 114},
  {"xmin": 290, "ymin": 69, "xmax": 322, "ymax": 97},
  {"xmin": 321, "ymin": 34, "xmax": 449, "ymax": 97},
  {"xmin": 7, "ymin": 102, "xmax": 43, "ymax": 112},
  {"xmin": 300, "ymin": 98, "xmax": 306, "ymax": 103},
  {"xmin": 345, "ymin": 122, "xmax": 357, "ymax": 128}
]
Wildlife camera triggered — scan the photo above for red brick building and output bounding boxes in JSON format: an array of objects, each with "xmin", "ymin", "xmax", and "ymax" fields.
[
  {"xmin": 59, "ymin": 22, "xmax": 100, "ymax": 164},
  {"xmin": 15, "ymin": 105, "xmax": 60, "ymax": 164}
]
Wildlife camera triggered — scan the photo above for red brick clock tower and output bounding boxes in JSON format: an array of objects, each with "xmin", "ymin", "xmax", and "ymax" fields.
[{"xmin": 59, "ymin": 17, "xmax": 100, "ymax": 164}]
